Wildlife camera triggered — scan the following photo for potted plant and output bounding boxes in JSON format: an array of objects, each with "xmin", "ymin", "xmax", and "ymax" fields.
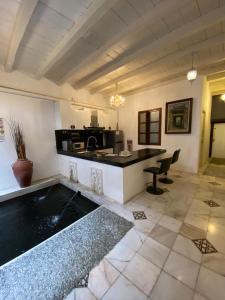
[{"xmin": 9, "ymin": 119, "xmax": 33, "ymax": 188}]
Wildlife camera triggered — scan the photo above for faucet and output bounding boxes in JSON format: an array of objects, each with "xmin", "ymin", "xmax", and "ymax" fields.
[{"xmin": 86, "ymin": 136, "xmax": 98, "ymax": 151}]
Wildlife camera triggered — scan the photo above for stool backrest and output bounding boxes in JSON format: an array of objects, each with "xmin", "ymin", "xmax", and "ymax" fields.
[
  {"xmin": 159, "ymin": 157, "xmax": 172, "ymax": 174},
  {"xmin": 172, "ymin": 149, "xmax": 181, "ymax": 164}
]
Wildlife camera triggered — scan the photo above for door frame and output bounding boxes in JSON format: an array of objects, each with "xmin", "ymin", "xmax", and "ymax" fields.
[{"xmin": 209, "ymin": 119, "xmax": 225, "ymax": 157}]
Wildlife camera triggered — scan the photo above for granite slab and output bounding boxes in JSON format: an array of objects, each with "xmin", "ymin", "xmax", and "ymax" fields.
[
  {"xmin": 0, "ymin": 207, "xmax": 133, "ymax": 300},
  {"xmin": 57, "ymin": 148, "xmax": 166, "ymax": 168}
]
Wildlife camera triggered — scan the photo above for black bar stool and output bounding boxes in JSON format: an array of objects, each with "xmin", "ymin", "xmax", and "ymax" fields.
[
  {"xmin": 159, "ymin": 149, "xmax": 181, "ymax": 184},
  {"xmin": 144, "ymin": 157, "xmax": 172, "ymax": 195}
]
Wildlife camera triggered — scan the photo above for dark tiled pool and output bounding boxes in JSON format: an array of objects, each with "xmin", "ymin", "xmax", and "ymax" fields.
[{"xmin": 0, "ymin": 184, "xmax": 99, "ymax": 266}]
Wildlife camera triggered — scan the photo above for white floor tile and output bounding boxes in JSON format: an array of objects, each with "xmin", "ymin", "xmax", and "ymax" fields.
[
  {"xmin": 158, "ymin": 215, "xmax": 182, "ymax": 233},
  {"xmin": 123, "ymin": 253, "xmax": 160, "ymax": 295},
  {"xmin": 150, "ymin": 271, "xmax": 193, "ymax": 300},
  {"xmin": 196, "ymin": 266, "xmax": 225, "ymax": 300},
  {"xmin": 134, "ymin": 219, "xmax": 155, "ymax": 234},
  {"xmin": 164, "ymin": 251, "xmax": 200, "ymax": 288},
  {"xmin": 106, "ymin": 241, "xmax": 135, "ymax": 272},
  {"xmin": 138, "ymin": 236, "xmax": 170, "ymax": 268},
  {"xmin": 102, "ymin": 275, "xmax": 147, "ymax": 300},
  {"xmin": 88, "ymin": 259, "xmax": 119, "ymax": 299},
  {"xmin": 173, "ymin": 234, "xmax": 202, "ymax": 263},
  {"xmin": 121, "ymin": 228, "xmax": 147, "ymax": 252},
  {"xmin": 193, "ymin": 293, "xmax": 209, "ymax": 300},
  {"xmin": 75, "ymin": 288, "xmax": 97, "ymax": 300}
]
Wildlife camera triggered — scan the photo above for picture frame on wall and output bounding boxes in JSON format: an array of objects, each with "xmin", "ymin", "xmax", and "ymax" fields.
[{"xmin": 165, "ymin": 98, "xmax": 193, "ymax": 134}]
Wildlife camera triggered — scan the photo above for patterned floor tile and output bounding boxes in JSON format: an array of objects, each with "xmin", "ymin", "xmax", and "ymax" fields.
[
  {"xmin": 132, "ymin": 211, "xmax": 147, "ymax": 220},
  {"xmin": 192, "ymin": 239, "xmax": 217, "ymax": 254},
  {"xmin": 203, "ymin": 200, "xmax": 220, "ymax": 207}
]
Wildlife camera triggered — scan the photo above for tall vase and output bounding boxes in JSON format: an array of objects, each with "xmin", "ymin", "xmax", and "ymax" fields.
[{"xmin": 12, "ymin": 159, "xmax": 33, "ymax": 188}]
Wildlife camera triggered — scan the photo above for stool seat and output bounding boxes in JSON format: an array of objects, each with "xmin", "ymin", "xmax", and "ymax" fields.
[
  {"xmin": 144, "ymin": 167, "xmax": 161, "ymax": 174},
  {"xmin": 158, "ymin": 149, "xmax": 180, "ymax": 184},
  {"xmin": 144, "ymin": 157, "xmax": 172, "ymax": 195}
]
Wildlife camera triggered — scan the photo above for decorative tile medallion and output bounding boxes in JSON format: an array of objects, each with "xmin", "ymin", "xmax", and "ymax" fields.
[
  {"xmin": 203, "ymin": 200, "xmax": 220, "ymax": 207},
  {"xmin": 133, "ymin": 211, "xmax": 147, "ymax": 220},
  {"xmin": 75, "ymin": 273, "xmax": 89, "ymax": 288},
  {"xmin": 192, "ymin": 239, "xmax": 217, "ymax": 254},
  {"xmin": 208, "ymin": 182, "xmax": 221, "ymax": 186}
]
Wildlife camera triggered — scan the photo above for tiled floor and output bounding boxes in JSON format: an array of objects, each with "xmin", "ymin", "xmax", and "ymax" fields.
[{"xmin": 65, "ymin": 170, "xmax": 225, "ymax": 300}]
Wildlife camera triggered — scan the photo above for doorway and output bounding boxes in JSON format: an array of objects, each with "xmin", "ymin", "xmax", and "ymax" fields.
[
  {"xmin": 204, "ymin": 121, "xmax": 225, "ymax": 178},
  {"xmin": 211, "ymin": 123, "xmax": 225, "ymax": 161}
]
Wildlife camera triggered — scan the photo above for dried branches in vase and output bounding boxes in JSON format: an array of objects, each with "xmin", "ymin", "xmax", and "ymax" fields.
[
  {"xmin": 9, "ymin": 118, "xmax": 26, "ymax": 159},
  {"xmin": 9, "ymin": 118, "xmax": 33, "ymax": 188}
]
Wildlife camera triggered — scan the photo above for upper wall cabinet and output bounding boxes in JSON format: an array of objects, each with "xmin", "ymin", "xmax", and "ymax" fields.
[{"xmin": 138, "ymin": 108, "xmax": 162, "ymax": 145}]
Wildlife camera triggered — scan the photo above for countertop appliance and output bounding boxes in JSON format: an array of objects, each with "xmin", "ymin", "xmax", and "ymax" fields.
[{"xmin": 55, "ymin": 129, "xmax": 124, "ymax": 153}]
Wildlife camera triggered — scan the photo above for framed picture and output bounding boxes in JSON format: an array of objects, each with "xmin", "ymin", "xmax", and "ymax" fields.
[{"xmin": 165, "ymin": 98, "xmax": 193, "ymax": 134}]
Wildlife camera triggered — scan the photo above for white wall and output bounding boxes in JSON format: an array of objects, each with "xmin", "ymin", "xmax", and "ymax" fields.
[
  {"xmin": 56, "ymin": 101, "xmax": 117, "ymax": 130},
  {"xmin": 119, "ymin": 77, "xmax": 204, "ymax": 173},
  {"xmin": 199, "ymin": 79, "xmax": 211, "ymax": 168},
  {"xmin": 0, "ymin": 94, "xmax": 58, "ymax": 191},
  {"xmin": 0, "ymin": 69, "xmax": 114, "ymax": 191}
]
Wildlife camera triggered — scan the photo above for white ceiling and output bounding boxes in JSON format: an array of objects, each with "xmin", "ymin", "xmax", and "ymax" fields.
[{"xmin": 1, "ymin": 0, "xmax": 225, "ymax": 96}]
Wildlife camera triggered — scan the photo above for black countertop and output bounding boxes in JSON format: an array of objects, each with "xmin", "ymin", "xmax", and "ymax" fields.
[{"xmin": 57, "ymin": 148, "xmax": 166, "ymax": 168}]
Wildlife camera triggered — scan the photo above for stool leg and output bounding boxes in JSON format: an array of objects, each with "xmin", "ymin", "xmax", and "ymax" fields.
[
  {"xmin": 158, "ymin": 171, "xmax": 174, "ymax": 184},
  {"xmin": 153, "ymin": 173, "xmax": 157, "ymax": 192},
  {"xmin": 146, "ymin": 173, "xmax": 164, "ymax": 195}
]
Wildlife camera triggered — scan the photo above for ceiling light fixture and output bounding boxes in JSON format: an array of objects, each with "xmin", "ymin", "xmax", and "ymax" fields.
[
  {"xmin": 187, "ymin": 52, "xmax": 197, "ymax": 83},
  {"xmin": 110, "ymin": 83, "xmax": 125, "ymax": 107}
]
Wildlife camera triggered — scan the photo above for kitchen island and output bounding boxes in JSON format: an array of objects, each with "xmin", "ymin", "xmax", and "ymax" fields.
[{"xmin": 58, "ymin": 148, "xmax": 166, "ymax": 203}]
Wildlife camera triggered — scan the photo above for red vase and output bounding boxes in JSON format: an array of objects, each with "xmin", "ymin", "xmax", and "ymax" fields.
[{"xmin": 12, "ymin": 159, "xmax": 33, "ymax": 188}]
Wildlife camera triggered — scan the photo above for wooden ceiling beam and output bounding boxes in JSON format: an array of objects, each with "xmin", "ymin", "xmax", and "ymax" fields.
[
  {"xmin": 5, "ymin": 0, "xmax": 39, "ymax": 72},
  {"xmin": 90, "ymin": 32, "xmax": 225, "ymax": 94},
  {"xmin": 106, "ymin": 59, "xmax": 225, "ymax": 97},
  {"xmin": 36, "ymin": 0, "xmax": 119, "ymax": 79},
  {"xmin": 59, "ymin": 0, "xmax": 181, "ymax": 84},
  {"xmin": 73, "ymin": 6, "xmax": 225, "ymax": 89}
]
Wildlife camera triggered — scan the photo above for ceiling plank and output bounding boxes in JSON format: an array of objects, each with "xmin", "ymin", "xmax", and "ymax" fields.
[
  {"xmin": 5, "ymin": 0, "xmax": 39, "ymax": 72},
  {"xmin": 108, "ymin": 59, "xmax": 225, "ymax": 97},
  {"xmin": 59, "ymin": 0, "xmax": 181, "ymax": 84},
  {"xmin": 36, "ymin": 0, "xmax": 120, "ymax": 79},
  {"xmin": 73, "ymin": 6, "xmax": 225, "ymax": 89},
  {"xmin": 207, "ymin": 70, "xmax": 225, "ymax": 81},
  {"xmin": 90, "ymin": 32, "xmax": 225, "ymax": 93}
]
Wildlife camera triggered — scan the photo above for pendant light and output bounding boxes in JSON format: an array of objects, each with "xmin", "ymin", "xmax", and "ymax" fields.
[
  {"xmin": 110, "ymin": 83, "xmax": 125, "ymax": 107},
  {"xmin": 187, "ymin": 52, "xmax": 197, "ymax": 83}
]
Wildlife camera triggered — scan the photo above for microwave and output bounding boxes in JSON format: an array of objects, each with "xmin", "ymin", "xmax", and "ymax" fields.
[{"xmin": 73, "ymin": 142, "xmax": 85, "ymax": 150}]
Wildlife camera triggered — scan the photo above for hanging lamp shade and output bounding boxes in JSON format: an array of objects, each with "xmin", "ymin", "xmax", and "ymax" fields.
[
  {"xmin": 110, "ymin": 83, "xmax": 125, "ymax": 107},
  {"xmin": 187, "ymin": 68, "xmax": 197, "ymax": 82},
  {"xmin": 187, "ymin": 53, "xmax": 197, "ymax": 83}
]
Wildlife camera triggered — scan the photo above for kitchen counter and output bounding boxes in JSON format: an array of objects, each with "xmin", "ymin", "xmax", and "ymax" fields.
[
  {"xmin": 58, "ymin": 148, "xmax": 166, "ymax": 203},
  {"xmin": 57, "ymin": 148, "xmax": 166, "ymax": 168}
]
